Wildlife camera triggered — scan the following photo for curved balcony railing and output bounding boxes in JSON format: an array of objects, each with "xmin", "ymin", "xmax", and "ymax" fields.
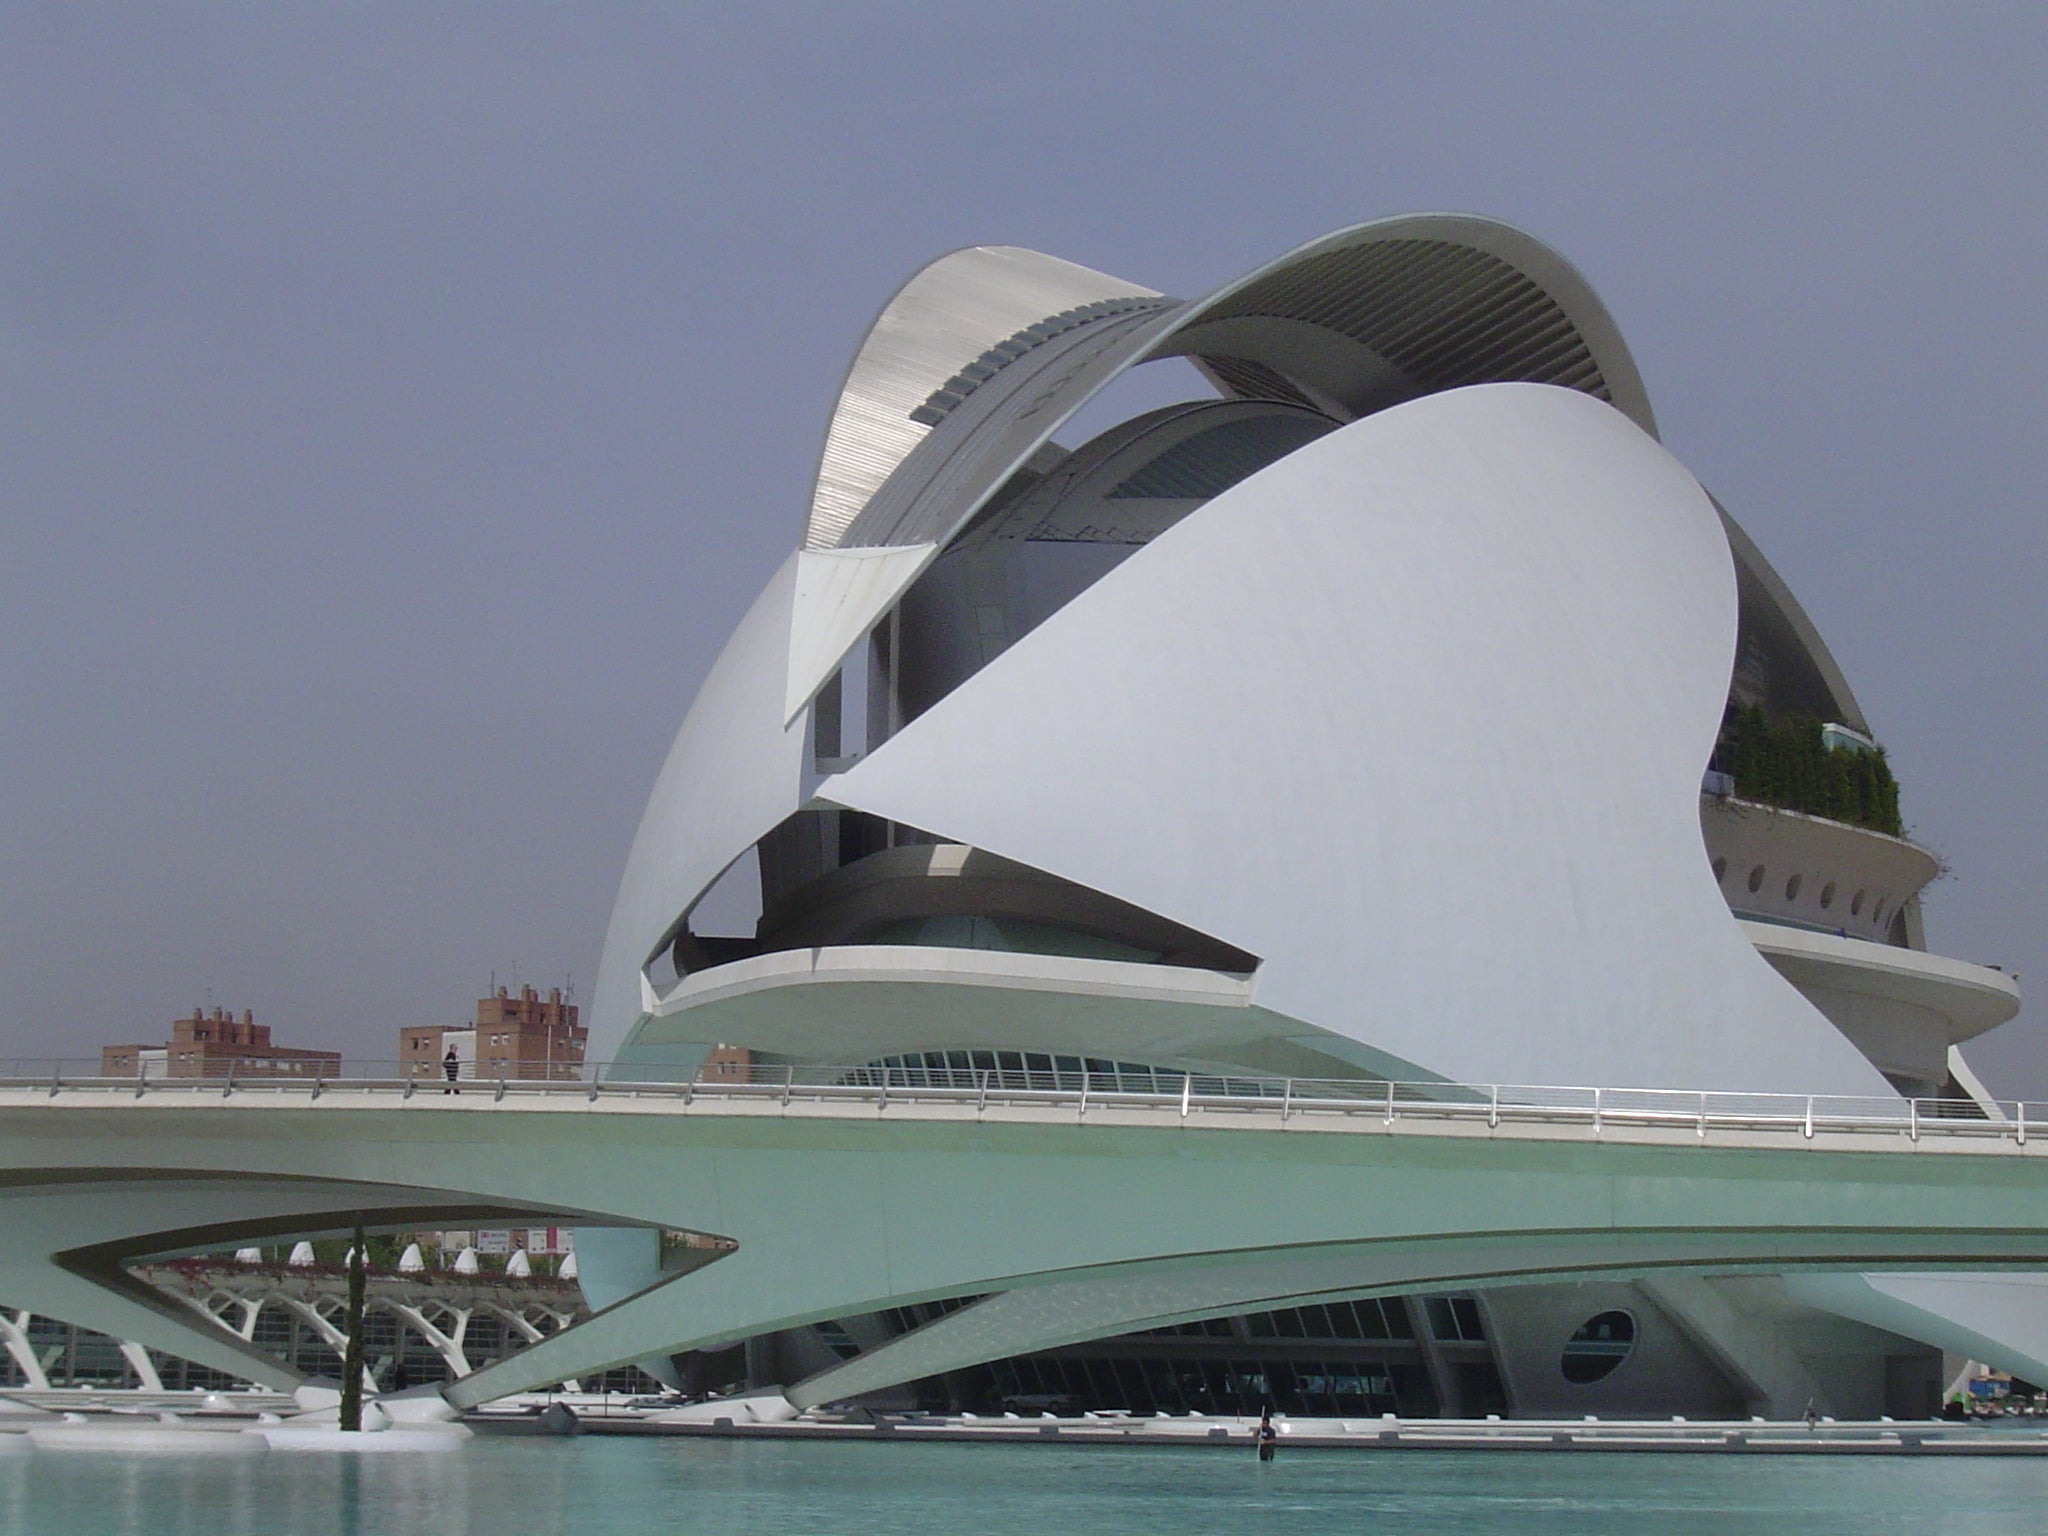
[{"xmin": 0, "ymin": 1058, "xmax": 2033, "ymax": 1151}]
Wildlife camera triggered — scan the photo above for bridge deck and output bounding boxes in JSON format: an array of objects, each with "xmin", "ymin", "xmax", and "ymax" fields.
[
  {"xmin": 8, "ymin": 1066, "xmax": 2048, "ymax": 1409},
  {"xmin": 0, "ymin": 1071, "xmax": 2033, "ymax": 1157}
]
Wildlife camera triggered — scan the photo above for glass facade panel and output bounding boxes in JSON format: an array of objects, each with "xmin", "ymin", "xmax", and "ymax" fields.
[
  {"xmin": 962, "ymin": 1347, "xmax": 1431, "ymax": 1418},
  {"xmin": 1426, "ymin": 1295, "xmax": 1486, "ymax": 1342}
]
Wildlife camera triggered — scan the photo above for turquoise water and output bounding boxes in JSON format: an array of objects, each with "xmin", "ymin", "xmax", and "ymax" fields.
[{"xmin": 6, "ymin": 1435, "xmax": 2048, "ymax": 1535}]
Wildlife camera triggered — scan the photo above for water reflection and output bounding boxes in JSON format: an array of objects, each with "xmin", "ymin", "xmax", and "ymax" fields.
[{"xmin": 4, "ymin": 1434, "xmax": 2048, "ymax": 1536}]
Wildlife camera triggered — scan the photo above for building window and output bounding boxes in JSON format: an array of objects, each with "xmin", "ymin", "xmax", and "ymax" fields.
[
  {"xmin": 1561, "ymin": 1310, "xmax": 1636, "ymax": 1384},
  {"xmin": 1851, "ymin": 890, "xmax": 1866, "ymax": 916},
  {"xmin": 1426, "ymin": 1296, "xmax": 1485, "ymax": 1342},
  {"xmin": 1747, "ymin": 865, "xmax": 1766, "ymax": 893},
  {"xmin": 1820, "ymin": 881, "xmax": 1836, "ymax": 909},
  {"xmin": 1785, "ymin": 874, "xmax": 1802, "ymax": 901}
]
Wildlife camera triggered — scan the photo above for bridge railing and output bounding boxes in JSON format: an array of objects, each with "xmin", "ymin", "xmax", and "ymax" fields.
[{"xmin": 0, "ymin": 1057, "xmax": 2034, "ymax": 1148}]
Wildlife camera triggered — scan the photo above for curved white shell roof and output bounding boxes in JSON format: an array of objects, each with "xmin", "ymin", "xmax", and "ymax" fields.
[
  {"xmin": 811, "ymin": 215, "xmax": 1654, "ymax": 560},
  {"xmin": 595, "ymin": 216, "xmax": 1931, "ymax": 1098},
  {"xmin": 823, "ymin": 385, "xmax": 1885, "ymax": 1094},
  {"xmin": 805, "ymin": 246, "xmax": 1163, "ymax": 551}
]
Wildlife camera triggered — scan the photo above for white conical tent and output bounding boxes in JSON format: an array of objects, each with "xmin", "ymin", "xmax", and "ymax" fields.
[
  {"xmin": 453, "ymin": 1247, "xmax": 479, "ymax": 1275},
  {"xmin": 504, "ymin": 1249, "xmax": 531, "ymax": 1278},
  {"xmin": 558, "ymin": 1250, "xmax": 578, "ymax": 1281},
  {"xmin": 287, "ymin": 1241, "xmax": 316, "ymax": 1268},
  {"xmin": 396, "ymin": 1242, "xmax": 425, "ymax": 1274},
  {"xmin": 233, "ymin": 1247, "xmax": 263, "ymax": 1266}
]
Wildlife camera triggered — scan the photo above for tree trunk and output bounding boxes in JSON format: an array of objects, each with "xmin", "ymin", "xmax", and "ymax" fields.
[{"xmin": 340, "ymin": 1219, "xmax": 367, "ymax": 1431}]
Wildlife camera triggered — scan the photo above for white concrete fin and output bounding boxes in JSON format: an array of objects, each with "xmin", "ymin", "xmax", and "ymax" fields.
[
  {"xmin": 590, "ymin": 551, "xmax": 811, "ymax": 1060},
  {"xmin": 784, "ymin": 544, "xmax": 935, "ymax": 724},
  {"xmin": 1789, "ymin": 1273, "xmax": 2048, "ymax": 1387},
  {"xmin": 1946, "ymin": 1045, "xmax": 2007, "ymax": 1118}
]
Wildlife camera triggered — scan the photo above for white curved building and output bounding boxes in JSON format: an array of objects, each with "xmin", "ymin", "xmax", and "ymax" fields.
[{"xmin": 589, "ymin": 216, "xmax": 2023, "ymax": 1418}]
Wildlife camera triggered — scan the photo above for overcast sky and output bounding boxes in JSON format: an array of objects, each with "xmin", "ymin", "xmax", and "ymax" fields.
[{"xmin": 4, "ymin": 5, "xmax": 2044, "ymax": 1092}]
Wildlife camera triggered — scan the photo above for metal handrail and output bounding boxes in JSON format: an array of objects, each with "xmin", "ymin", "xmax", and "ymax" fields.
[{"xmin": 0, "ymin": 1057, "xmax": 2035, "ymax": 1151}]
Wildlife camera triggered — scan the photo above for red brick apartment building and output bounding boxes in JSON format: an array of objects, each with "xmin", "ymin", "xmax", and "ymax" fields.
[
  {"xmin": 400, "ymin": 984, "xmax": 587, "ymax": 1081},
  {"xmin": 101, "ymin": 1008, "xmax": 341, "ymax": 1079}
]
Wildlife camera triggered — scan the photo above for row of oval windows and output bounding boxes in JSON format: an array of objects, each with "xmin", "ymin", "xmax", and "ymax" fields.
[{"xmin": 1710, "ymin": 857, "xmax": 1890, "ymax": 927}]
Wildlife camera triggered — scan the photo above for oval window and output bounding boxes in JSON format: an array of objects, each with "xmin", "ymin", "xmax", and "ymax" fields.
[
  {"xmin": 1820, "ymin": 881, "xmax": 1836, "ymax": 909},
  {"xmin": 1851, "ymin": 890, "xmax": 1866, "ymax": 917},
  {"xmin": 1785, "ymin": 874, "xmax": 1803, "ymax": 901},
  {"xmin": 1747, "ymin": 865, "xmax": 1766, "ymax": 894},
  {"xmin": 1561, "ymin": 1310, "xmax": 1637, "ymax": 1385}
]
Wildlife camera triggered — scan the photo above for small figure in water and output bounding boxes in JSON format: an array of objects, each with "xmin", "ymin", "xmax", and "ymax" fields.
[
  {"xmin": 1256, "ymin": 1405, "xmax": 1278, "ymax": 1462},
  {"xmin": 1802, "ymin": 1399, "xmax": 1818, "ymax": 1431}
]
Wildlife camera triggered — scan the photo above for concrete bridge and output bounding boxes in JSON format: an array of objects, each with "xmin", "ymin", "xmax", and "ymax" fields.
[{"xmin": 1, "ymin": 1069, "xmax": 2045, "ymax": 1411}]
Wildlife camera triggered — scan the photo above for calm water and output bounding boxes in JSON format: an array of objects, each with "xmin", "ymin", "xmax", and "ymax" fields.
[{"xmin": 5, "ymin": 1434, "xmax": 2047, "ymax": 1536}]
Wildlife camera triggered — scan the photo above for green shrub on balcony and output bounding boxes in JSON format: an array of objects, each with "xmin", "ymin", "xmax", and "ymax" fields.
[{"xmin": 1711, "ymin": 706, "xmax": 1902, "ymax": 836}]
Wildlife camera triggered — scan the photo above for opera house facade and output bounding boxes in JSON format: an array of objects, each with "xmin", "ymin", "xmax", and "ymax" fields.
[{"xmin": 584, "ymin": 216, "xmax": 2024, "ymax": 1419}]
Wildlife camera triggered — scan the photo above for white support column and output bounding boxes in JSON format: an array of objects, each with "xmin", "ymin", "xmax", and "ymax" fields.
[
  {"xmin": 481, "ymin": 1301, "xmax": 546, "ymax": 1347},
  {"xmin": 275, "ymin": 1296, "xmax": 347, "ymax": 1352},
  {"xmin": 276, "ymin": 1295, "xmax": 376, "ymax": 1392},
  {"xmin": 119, "ymin": 1339, "xmax": 164, "ymax": 1392},
  {"xmin": 181, "ymin": 1291, "xmax": 237, "ymax": 1336},
  {"xmin": 387, "ymin": 1302, "xmax": 474, "ymax": 1379},
  {"xmin": 0, "ymin": 1310, "xmax": 49, "ymax": 1391},
  {"xmin": 1640, "ymin": 1275, "xmax": 1829, "ymax": 1419},
  {"xmin": 1405, "ymin": 1295, "xmax": 1462, "ymax": 1417}
]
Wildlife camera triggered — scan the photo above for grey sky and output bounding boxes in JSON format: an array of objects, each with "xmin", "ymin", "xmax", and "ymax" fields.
[{"xmin": 4, "ymin": 5, "xmax": 2044, "ymax": 1091}]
